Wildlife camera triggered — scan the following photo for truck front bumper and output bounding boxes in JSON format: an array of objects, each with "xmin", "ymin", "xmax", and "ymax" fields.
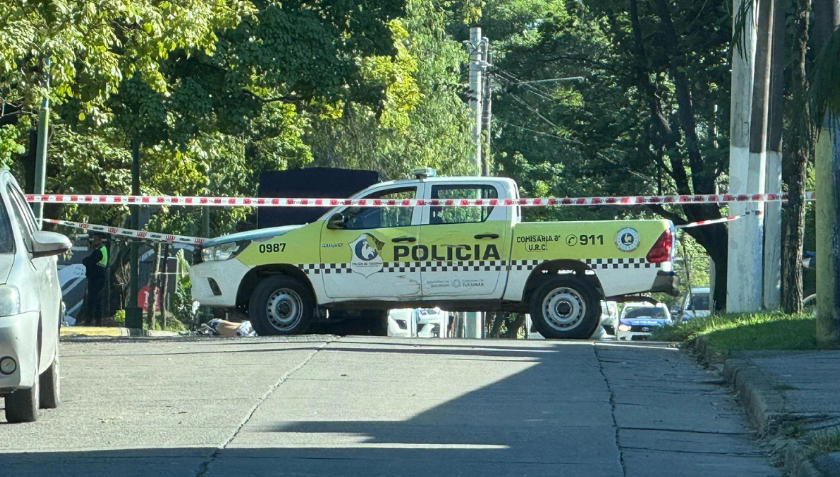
[
  {"xmin": 190, "ymin": 259, "xmax": 251, "ymax": 308},
  {"xmin": 650, "ymin": 271, "xmax": 679, "ymax": 296}
]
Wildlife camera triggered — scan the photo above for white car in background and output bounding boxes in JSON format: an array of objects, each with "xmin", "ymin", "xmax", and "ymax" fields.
[
  {"xmin": 416, "ymin": 308, "xmax": 446, "ymax": 338},
  {"xmin": 616, "ymin": 302, "xmax": 672, "ymax": 341},
  {"xmin": 675, "ymin": 287, "xmax": 711, "ymax": 320},
  {"xmin": 387, "ymin": 308, "xmax": 447, "ymax": 338},
  {"xmin": 0, "ymin": 170, "xmax": 71, "ymax": 423},
  {"xmin": 387, "ymin": 308, "xmax": 415, "ymax": 337}
]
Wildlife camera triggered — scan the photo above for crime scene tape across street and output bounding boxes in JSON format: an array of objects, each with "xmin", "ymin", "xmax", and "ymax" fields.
[
  {"xmin": 44, "ymin": 219, "xmax": 207, "ymax": 245},
  {"xmin": 25, "ymin": 192, "xmax": 817, "ymax": 208},
  {"xmin": 675, "ymin": 210, "xmax": 762, "ymax": 229}
]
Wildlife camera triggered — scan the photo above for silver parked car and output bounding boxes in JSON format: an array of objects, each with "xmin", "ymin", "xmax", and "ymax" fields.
[{"xmin": 0, "ymin": 170, "xmax": 71, "ymax": 423}]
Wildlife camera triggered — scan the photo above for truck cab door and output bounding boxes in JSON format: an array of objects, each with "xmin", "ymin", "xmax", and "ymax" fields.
[
  {"xmin": 419, "ymin": 183, "xmax": 510, "ymax": 298},
  {"xmin": 320, "ymin": 185, "xmax": 424, "ymax": 300}
]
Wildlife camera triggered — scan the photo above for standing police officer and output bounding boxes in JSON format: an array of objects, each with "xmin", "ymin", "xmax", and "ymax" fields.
[{"xmin": 82, "ymin": 233, "xmax": 108, "ymax": 326}]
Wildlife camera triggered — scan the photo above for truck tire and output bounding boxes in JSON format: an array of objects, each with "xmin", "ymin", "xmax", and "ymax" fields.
[
  {"xmin": 249, "ymin": 276, "xmax": 314, "ymax": 336},
  {"xmin": 39, "ymin": 352, "xmax": 60, "ymax": 409},
  {"xmin": 529, "ymin": 276, "xmax": 600, "ymax": 339},
  {"xmin": 6, "ymin": 365, "xmax": 40, "ymax": 423}
]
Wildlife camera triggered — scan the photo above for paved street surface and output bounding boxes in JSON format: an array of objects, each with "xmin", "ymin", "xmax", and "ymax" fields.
[{"xmin": 0, "ymin": 337, "xmax": 778, "ymax": 476}]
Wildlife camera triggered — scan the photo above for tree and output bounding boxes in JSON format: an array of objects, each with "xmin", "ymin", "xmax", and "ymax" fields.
[
  {"xmin": 810, "ymin": 0, "xmax": 840, "ymax": 345},
  {"xmin": 483, "ymin": 0, "xmax": 732, "ymax": 308},
  {"xmin": 307, "ymin": 0, "xmax": 475, "ymax": 179}
]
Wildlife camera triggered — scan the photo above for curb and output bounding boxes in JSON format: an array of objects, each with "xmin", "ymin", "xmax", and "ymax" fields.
[
  {"xmin": 60, "ymin": 327, "xmax": 179, "ymax": 338},
  {"xmin": 688, "ymin": 336, "xmax": 829, "ymax": 477}
]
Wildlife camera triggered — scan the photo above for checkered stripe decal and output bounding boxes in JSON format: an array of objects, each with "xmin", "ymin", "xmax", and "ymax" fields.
[
  {"xmin": 584, "ymin": 258, "xmax": 659, "ymax": 269},
  {"xmin": 507, "ymin": 258, "xmax": 660, "ymax": 271},
  {"xmin": 299, "ymin": 261, "xmax": 509, "ymax": 274},
  {"xmin": 384, "ymin": 261, "xmax": 508, "ymax": 273},
  {"xmin": 298, "ymin": 263, "xmax": 353, "ymax": 275},
  {"xmin": 298, "ymin": 258, "xmax": 659, "ymax": 274}
]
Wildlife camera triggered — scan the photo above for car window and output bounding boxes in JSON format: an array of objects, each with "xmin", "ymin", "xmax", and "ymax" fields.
[
  {"xmin": 429, "ymin": 184, "xmax": 498, "ymax": 225},
  {"xmin": 343, "ymin": 187, "xmax": 416, "ymax": 230},
  {"xmin": 0, "ymin": 194, "xmax": 15, "ymax": 254},
  {"xmin": 689, "ymin": 293, "xmax": 710, "ymax": 311},
  {"xmin": 6, "ymin": 185, "xmax": 36, "ymax": 251}
]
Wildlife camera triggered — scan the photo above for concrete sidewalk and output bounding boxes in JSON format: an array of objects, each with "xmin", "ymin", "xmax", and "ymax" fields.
[
  {"xmin": 60, "ymin": 326, "xmax": 178, "ymax": 338},
  {"xmin": 697, "ymin": 341, "xmax": 840, "ymax": 477}
]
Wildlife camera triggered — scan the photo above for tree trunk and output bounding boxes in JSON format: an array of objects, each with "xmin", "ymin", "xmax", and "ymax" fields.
[
  {"xmin": 146, "ymin": 242, "xmax": 161, "ymax": 330},
  {"xmin": 159, "ymin": 244, "xmax": 170, "ymax": 329},
  {"xmin": 503, "ymin": 314, "xmax": 525, "ymax": 338},
  {"xmin": 813, "ymin": 0, "xmax": 840, "ymax": 346},
  {"xmin": 631, "ymin": 0, "xmax": 728, "ymax": 307},
  {"xmin": 489, "ymin": 312, "xmax": 505, "ymax": 338},
  {"xmin": 781, "ymin": 0, "xmax": 812, "ymax": 314}
]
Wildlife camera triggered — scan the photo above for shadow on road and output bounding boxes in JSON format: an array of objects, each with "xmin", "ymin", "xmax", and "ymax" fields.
[{"xmin": 0, "ymin": 339, "xmax": 767, "ymax": 477}]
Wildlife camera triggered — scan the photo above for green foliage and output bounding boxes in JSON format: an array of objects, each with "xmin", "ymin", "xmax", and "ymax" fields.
[
  {"xmin": 808, "ymin": 430, "xmax": 840, "ymax": 454},
  {"xmin": 651, "ymin": 312, "xmax": 818, "ymax": 351},
  {"xmin": 112, "ymin": 309, "xmax": 126, "ymax": 325},
  {"xmin": 0, "ymin": 0, "xmax": 254, "ymax": 116},
  {"xmin": 307, "ymin": 0, "xmax": 474, "ymax": 180},
  {"xmin": 0, "ymin": 125, "xmax": 25, "ymax": 168}
]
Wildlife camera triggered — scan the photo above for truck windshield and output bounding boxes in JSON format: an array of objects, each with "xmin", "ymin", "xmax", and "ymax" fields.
[{"xmin": 624, "ymin": 307, "xmax": 668, "ymax": 319}]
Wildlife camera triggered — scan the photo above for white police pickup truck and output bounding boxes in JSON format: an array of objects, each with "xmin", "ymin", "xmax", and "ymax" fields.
[{"xmin": 191, "ymin": 171, "xmax": 677, "ymax": 339}]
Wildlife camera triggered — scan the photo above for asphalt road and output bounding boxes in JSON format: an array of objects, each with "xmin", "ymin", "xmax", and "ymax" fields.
[{"xmin": 0, "ymin": 337, "xmax": 779, "ymax": 476}]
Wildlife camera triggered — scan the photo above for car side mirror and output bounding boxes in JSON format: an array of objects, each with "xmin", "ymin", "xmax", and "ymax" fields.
[
  {"xmin": 671, "ymin": 306, "xmax": 681, "ymax": 315},
  {"xmin": 32, "ymin": 231, "xmax": 72, "ymax": 258},
  {"xmin": 327, "ymin": 213, "xmax": 347, "ymax": 229}
]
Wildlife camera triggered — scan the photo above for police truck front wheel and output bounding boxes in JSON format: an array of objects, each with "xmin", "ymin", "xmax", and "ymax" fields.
[
  {"xmin": 249, "ymin": 276, "xmax": 314, "ymax": 335},
  {"xmin": 529, "ymin": 276, "xmax": 600, "ymax": 339}
]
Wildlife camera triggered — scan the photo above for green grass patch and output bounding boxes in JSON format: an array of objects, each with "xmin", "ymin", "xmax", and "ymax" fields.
[
  {"xmin": 807, "ymin": 430, "xmax": 840, "ymax": 453},
  {"xmin": 651, "ymin": 312, "xmax": 819, "ymax": 351}
]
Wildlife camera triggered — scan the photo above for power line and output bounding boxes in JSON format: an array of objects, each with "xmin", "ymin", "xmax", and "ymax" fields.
[{"xmin": 506, "ymin": 92, "xmax": 560, "ymax": 130}]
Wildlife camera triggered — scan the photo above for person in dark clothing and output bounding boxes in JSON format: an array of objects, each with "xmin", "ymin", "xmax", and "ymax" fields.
[{"xmin": 82, "ymin": 233, "xmax": 108, "ymax": 326}]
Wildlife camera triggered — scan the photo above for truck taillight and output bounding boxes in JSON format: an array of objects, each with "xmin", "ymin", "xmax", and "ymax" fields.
[{"xmin": 646, "ymin": 229, "xmax": 673, "ymax": 263}]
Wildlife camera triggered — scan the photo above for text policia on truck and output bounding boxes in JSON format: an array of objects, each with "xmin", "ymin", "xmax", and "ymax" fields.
[{"xmin": 190, "ymin": 169, "xmax": 678, "ymax": 339}]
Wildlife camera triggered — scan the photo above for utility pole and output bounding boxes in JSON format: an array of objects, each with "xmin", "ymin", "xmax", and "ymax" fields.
[
  {"xmin": 763, "ymin": 0, "xmax": 784, "ymax": 310},
  {"xmin": 481, "ymin": 41, "xmax": 492, "ymax": 177},
  {"xmin": 125, "ymin": 139, "xmax": 144, "ymax": 329},
  {"xmin": 726, "ymin": 0, "xmax": 759, "ymax": 312},
  {"xmin": 464, "ymin": 27, "xmax": 484, "ymax": 339},
  {"xmin": 814, "ymin": 0, "xmax": 840, "ymax": 347},
  {"xmin": 467, "ymin": 27, "xmax": 484, "ymax": 175},
  {"xmin": 741, "ymin": 0, "xmax": 774, "ymax": 311},
  {"xmin": 32, "ymin": 58, "xmax": 50, "ymax": 224}
]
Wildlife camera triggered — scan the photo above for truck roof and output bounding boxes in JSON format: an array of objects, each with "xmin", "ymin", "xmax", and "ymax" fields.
[{"xmin": 376, "ymin": 176, "xmax": 518, "ymax": 189}]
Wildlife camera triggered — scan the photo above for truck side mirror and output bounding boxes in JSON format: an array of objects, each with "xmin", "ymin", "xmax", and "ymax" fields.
[{"xmin": 327, "ymin": 213, "xmax": 347, "ymax": 229}]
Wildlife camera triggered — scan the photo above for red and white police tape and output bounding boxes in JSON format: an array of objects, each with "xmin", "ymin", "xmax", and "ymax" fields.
[
  {"xmin": 675, "ymin": 210, "xmax": 762, "ymax": 229},
  {"xmin": 43, "ymin": 219, "xmax": 206, "ymax": 245},
  {"xmin": 25, "ymin": 191, "xmax": 817, "ymax": 208}
]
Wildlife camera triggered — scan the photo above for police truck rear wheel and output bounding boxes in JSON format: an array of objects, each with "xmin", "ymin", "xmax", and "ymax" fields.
[
  {"xmin": 249, "ymin": 276, "xmax": 314, "ymax": 335},
  {"xmin": 529, "ymin": 276, "xmax": 600, "ymax": 339}
]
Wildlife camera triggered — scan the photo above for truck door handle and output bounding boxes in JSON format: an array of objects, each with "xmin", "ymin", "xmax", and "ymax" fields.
[
  {"xmin": 474, "ymin": 233, "xmax": 499, "ymax": 239},
  {"xmin": 392, "ymin": 237, "xmax": 417, "ymax": 243}
]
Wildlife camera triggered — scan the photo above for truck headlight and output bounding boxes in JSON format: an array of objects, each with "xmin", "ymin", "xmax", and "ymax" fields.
[
  {"xmin": 201, "ymin": 241, "xmax": 249, "ymax": 262},
  {"xmin": 0, "ymin": 285, "xmax": 21, "ymax": 317},
  {"xmin": 618, "ymin": 324, "xmax": 631, "ymax": 332}
]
